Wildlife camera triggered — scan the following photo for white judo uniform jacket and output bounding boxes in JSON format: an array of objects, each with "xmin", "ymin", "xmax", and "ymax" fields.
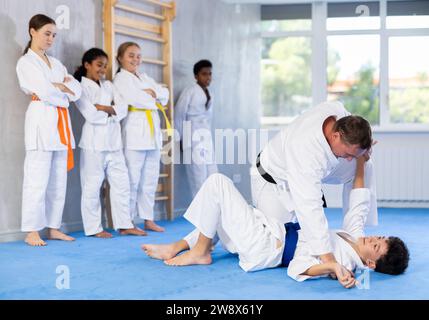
[
  {"xmin": 113, "ymin": 69, "xmax": 169, "ymax": 151},
  {"xmin": 76, "ymin": 77, "xmax": 127, "ymax": 151},
  {"xmin": 288, "ymin": 188, "xmax": 369, "ymax": 282},
  {"xmin": 174, "ymin": 83, "xmax": 218, "ymax": 197},
  {"xmin": 252, "ymin": 101, "xmax": 378, "ymax": 257},
  {"xmin": 16, "ymin": 48, "xmax": 81, "ymax": 151}
]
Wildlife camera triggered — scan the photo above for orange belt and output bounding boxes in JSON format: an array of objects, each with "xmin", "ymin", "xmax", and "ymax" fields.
[{"xmin": 31, "ymin": 94, "xmax": 74, "ymax": 171}]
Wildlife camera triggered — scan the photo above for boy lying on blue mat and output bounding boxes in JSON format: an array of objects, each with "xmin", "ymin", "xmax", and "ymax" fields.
[{"xmin": 142, "ymin": 156, "xmax": 409, "ymax": 289}]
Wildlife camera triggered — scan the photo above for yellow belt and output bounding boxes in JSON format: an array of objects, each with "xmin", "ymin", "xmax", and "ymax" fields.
[{"xmin": 128, "ymin": 103, "xmax": 173, "ymax": 137}]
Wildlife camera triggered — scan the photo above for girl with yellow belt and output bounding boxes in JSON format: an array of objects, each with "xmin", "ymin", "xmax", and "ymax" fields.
[{"xmin": 113, "ymin": 42, "xmax": 170, "ymax": 233}]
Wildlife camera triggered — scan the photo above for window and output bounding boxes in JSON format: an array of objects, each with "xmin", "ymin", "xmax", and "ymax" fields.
[
  {"xmin": 261, "ymin": 20, "xmax": 311, "ymax": 32},
  {"xmin": 389, "ymin": 36, "xmax": 429, "ymax": 124},
  {"xmin": 261, "ymin": 37, "xmax": 312, "ymax": 126},
  {"xmin": 387, "ymin": 0, "xmax": 429, "ymax": 29},
  {"xmin": 260, "ymin": 1, "xmax": 429, "ymax": 129},
  {"xmin": 261, "ymin": 4, "xmax": 312, "ymax": 127},
  {"xmin": 327, "ymin": 1, "xmax": 380, "ymax": 31},
  {"xmin": 327, "ymin": 35, "xmax": 380, "ymax": 125}
]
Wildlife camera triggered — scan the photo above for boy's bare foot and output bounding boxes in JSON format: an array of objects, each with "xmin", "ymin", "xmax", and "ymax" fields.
[
  {"xmin": 164, "ymin": 249, "xmax": 212, "ymax": 266},
  {"xmin": 142, "ymin": 243, "xmax": 182, "ymax": 260},
  {"xmin": 119, "ymin": 228, "xmax": 147, "ymax": 236},
  {"xmin": 25, "ymin": 232, "xmax": 47, "ymax": 246},
  {"xmin": 144, "ymin": 220, "xmax": 165, "ymax": 232},
  {"xmin": 48, "ymin": 229, "xmax": 75, "ymax": 241},
  {"xmin": 94, "ymin": 230, "xmax": 113, "ymax": 238}
]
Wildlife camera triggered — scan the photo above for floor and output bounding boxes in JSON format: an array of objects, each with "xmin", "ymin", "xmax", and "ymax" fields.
[{"xmin": 0, "ymin": 208, "xmax": 427, "ymax": 300}]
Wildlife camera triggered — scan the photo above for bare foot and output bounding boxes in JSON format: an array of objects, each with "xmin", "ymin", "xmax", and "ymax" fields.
[
  {"xmin": 164, "ymin": 249, "xmax": 212, "ymax": 266},
  {"xmin": 145, "ymin": 220, "xmax": 165, "ymax": 232},
  {"xmin": 119, "ymin": 228, "xmax": 147, "ymax": 236},
  {"xmin": 48, "ymin": 229, "xmax": 75, "ymax": 241},
  {"xmin": 94, "ymin": 230, "xmax": 113, "ymax": 238},
  {"xmin": 25, "ymin": 232, "xmax": 47, "ymax": 247},
  {"xmin": 142, "ymin": 243, "xmax": 182, "ymax": 260}
]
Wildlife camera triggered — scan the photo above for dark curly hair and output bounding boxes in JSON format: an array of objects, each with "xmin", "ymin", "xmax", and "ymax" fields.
[{"xmin": 375, "ymin": 236, "xmax": 410, "ymax": 275}]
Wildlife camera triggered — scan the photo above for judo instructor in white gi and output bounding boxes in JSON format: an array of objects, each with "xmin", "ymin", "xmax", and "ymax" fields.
[{"xmin": 251, "ymin": 101, "xmax": 377, "ymax": 280}]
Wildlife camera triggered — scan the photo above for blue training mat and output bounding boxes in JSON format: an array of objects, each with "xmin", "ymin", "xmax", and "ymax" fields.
[{"xmin": 0, "ymin": 208, "xmax": 427, "ymax": 300}]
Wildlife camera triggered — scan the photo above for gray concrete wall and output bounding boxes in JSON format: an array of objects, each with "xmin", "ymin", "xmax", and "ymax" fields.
[{"xmin": 0, "ymin": 0, "xmax": 261, "ymax": 241}]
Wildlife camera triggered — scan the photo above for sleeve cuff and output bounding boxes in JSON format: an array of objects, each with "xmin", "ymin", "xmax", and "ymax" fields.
[
  {"xmin": 307, "ymin": 238, "xmax": 333, "ymax": 257},
  {"xmin": 287, "ymin": 259, "xmax": 323, "ymax": 282}
]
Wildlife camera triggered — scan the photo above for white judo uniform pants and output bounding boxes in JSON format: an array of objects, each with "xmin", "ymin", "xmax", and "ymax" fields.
[
  {"xmin": 124, "ymin": 149, "xmax": 160, "ymax": 221},
  {"xmin": 183, "ymin": 146, "xmax": 218, "ymax": 198},
  {"xmin": 183, "ymin": 173, "xmax": 283, "ymax": 272},
  {"xmin": 251, "ymin": 159, "xmax": 378, "ymax": 226},
  {"xmin": 21, "ymin": 150, "xmax": 68, "ymax": 232},
  {"xmin": 80, "ymin": 149, "xmax": 133, "ymax": 235}
]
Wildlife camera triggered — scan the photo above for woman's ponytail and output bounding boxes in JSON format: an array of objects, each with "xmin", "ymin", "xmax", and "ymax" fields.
[{"xmin": 23, "ymin": 40, "xmax": 32, "ymax": 55}]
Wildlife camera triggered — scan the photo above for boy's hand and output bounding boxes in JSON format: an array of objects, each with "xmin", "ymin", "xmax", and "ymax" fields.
[
  {"xmin": 332, "ymin": 263, "xmax": 356, "ymax": 289},
  {"xmin": 63, "ymin": 76, "xmax": 72, "ymax": 83},
  {"xmin": 362, "ymin": 140, "xmax": 378, "ymax": 161}
]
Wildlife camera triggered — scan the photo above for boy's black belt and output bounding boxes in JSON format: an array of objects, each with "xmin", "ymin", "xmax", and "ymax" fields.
[{"xmin": 255, "ymin": 152, "xmax": 327, "ymax": 208}]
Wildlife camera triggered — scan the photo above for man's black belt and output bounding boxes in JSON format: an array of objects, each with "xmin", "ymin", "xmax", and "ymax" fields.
[
  {"xmin": 255, "ymin": 152, "xmax": 327, "ymax": 208},
  {"xmin": 256, "ymin": 153, "xmax": 277, "ymax": 184}
]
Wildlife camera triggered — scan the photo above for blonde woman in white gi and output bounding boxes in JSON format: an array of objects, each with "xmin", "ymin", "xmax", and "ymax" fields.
[
  {"xmin": 16, "ymin": 14, "xmax": 82, "ymax": 246},
  {"xmin": 142, "ymin": 158, "xmax": 409, "ymax": 289},
  {"xmin": 113, "ymin": 42, "xmax": 170, "ymax": 233},
  {"xmin": 74, "ymin": 48, "xmax": 146, "ymax": 238},
  {"xmin": 174, "ymin": 60, "xmax": 218, "ymax": 197}
]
